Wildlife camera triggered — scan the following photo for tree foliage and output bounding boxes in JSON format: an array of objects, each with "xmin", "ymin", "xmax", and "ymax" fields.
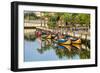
[
  {"xmin": 24, "ymin": 12, "xmax": 39, "ymax": 20},
  {"xmin": 24, "ymin": 12, "xmax": 90, "ymax": 27}
]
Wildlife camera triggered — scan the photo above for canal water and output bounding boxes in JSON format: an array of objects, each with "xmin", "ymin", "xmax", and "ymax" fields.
[{"xmin": 24, "ymin": 34, "xmax": 90, "ymax": 62}]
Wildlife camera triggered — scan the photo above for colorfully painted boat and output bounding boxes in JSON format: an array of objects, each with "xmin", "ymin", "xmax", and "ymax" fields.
[
  {"xmin": 46, "ymin": 34, "xmax": 52, "ymax": 39},
  {"xmin": 58, "ymin": 39, "xmax": 71, "ymax": 45},
  {"xmin": 72, "ymin": 39, "xmax": 81, "ymax": 44},
  {"xmin": 60, "ymin": 44, "xmax": 71, "ymax": 51},
  {"xmin": 57, "ymin": 45, "xmax": 65, "ymax": 49},
  {"xmin": 72, "ymin": 44, "xmax": 81, "ymax": 49}
]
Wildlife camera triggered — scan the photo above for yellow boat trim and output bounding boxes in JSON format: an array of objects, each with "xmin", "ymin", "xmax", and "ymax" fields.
[
  {"xmin": 72, "ymin": 44, "xmax": 81, "ymax": 49},
  {"xmin": 59, "ymin": 39, "xmax": 71, "ymax": 45},
  {"xmin": 72, "ymin": 39, "xmax": 81, "ymax": 44},
  {"xmin": 46, "ymin": 34, "xmax": 52, "ymax": 39}
]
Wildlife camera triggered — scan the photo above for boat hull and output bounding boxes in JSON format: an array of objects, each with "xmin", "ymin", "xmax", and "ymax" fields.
[
  {"xmin": 72, "ymin": 39, "xmax": 81, "ymax": 44},
  {"xmin": 58, "ymin": 39, "xmax": 71, "ymax": 45}
]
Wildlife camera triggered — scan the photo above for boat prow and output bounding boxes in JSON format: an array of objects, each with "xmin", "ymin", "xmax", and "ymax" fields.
[
  {"xmin": 46, "ymin": 34, "xmax": 52, "ymax": 39},
  {"xmin": 72, "ymin": 44, "xmax": 81, "ymax": 49},
  {"xmin": 61, "ymin": 44, "xmax": 71, "ymax": 51},
  {"xmin": 58, "ymin": 39, "xmax": 71, "ymax": 45},
  {"xmin": 72, "ymin": 39, "xmax": 81, "ymax": 44}
]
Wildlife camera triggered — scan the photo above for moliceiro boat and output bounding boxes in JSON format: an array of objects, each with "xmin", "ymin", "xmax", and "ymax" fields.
[
  {"xmin": 60, "ymin": 44, "xmax": 71, "ymax": 52},
  {"xmin": 46, "ymin": 34, "xmax": 52, "ymax": 39},
  {"xmin": 58, "ymin": 39, "xmax": 71, "ymax": 45},
  {"xmin": 46, "ymin": 34, "xmax": 56, "ymax": 39},
  {"xmin": 58, "ymin": 38, "xmax": 81, "ymax": 45},
  {"xmin": 72, "ymin": 39, "xmax": 81, "ymax": 44},
  {"xmin": 72, "ymin": 44, "xmax": 81, "ymax": 49}
]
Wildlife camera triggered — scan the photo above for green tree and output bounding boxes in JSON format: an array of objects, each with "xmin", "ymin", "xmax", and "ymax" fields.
[
  {"xmin": 24, "ymin": 12, "xmax": 39, "ymax": 20},
  {"xmin": 77, "ymin": 13, "xmax": 90, "ymax": 27}
]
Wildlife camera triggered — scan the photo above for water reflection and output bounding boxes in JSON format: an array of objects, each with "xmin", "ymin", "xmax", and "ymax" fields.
[
  {"xmin": 37, "ymin": 38, "xmax": 90, "ymax": 59},
  {"xmin": 24, "ymin": 30, "xmax": 90, "ymax": 61}
]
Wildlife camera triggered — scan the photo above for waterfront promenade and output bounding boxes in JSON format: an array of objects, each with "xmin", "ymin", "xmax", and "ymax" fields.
[{"xmin": 24, "ymin": 20, "xmax": 90, "ymax": 40}]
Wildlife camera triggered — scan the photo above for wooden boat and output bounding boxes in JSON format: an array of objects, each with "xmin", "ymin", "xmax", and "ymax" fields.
[
  {"xmin": 58, "ymin": 39, "xmax": 71, "ymax": 45},
  {"xmin": 46, "ymin": 34, "xmax": 57, "ymax": 39},
  {"xmin": 46, "ymin": 34, "xmax": 52, "ymax": 39},
  {"xmin": 72, "ymin": 39, "xmax": 81, "ymax": 44},
  {"xmin": 72, "ymin": 44, "xmax": 81, "ymax": 49},
  {"xmin": 57, "ymin": 45, "xmax": 65, "ymax": 49},
  {"xmin": 45, "ymin": 39, "xmax": 52, "ymax": 45},
  {"xmin": 60, "ymin": 44, "xmax": 71, "ymax": 51},
  {"xmin": 57, "ymin": 44, "xmax": 71, "ymax": 51}
]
